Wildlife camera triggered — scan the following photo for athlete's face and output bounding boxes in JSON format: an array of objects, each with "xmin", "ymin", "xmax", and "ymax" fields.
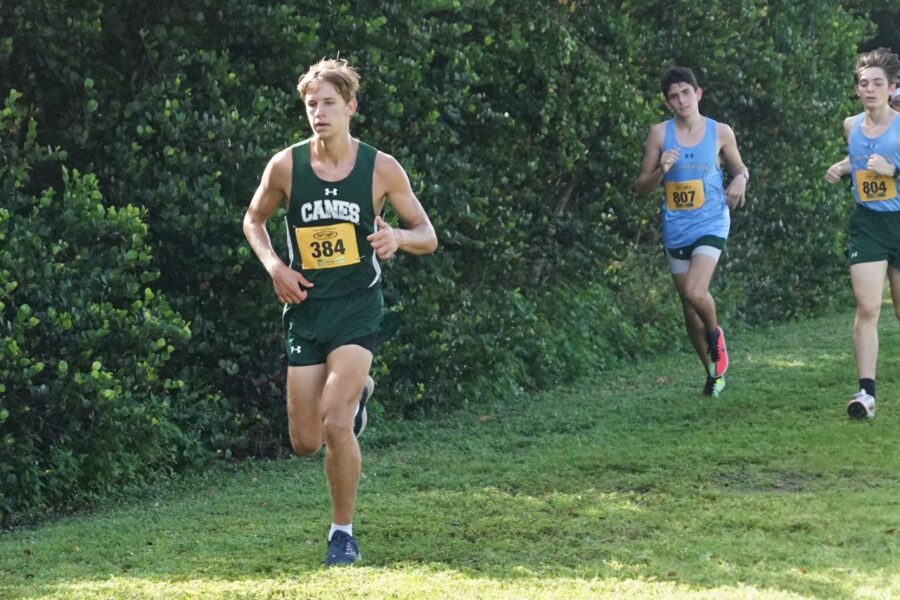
[
  {"xmin": 304, "ymin": 81, "xmax": 357, "ymax": 139},
  {"xmin": 856, "ymin": 67, "xmax": 894, "ymax": 109},
  {"xmin": 664, "ymin": 82, "xmax": 702, "ymax": 118}
]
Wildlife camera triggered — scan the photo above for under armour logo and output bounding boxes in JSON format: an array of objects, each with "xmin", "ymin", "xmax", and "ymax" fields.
[
  {"xmin": 851, "ymin": 251, "xmax": 858, "ymax": 258},
  {"xmin": 291, "ymin": 345, "xmax": 302, "ymax": 354},
  {"xmin": 683, "ymin": 152, "xmax": 694, "ymax": 159},
  {"xmin": 324, "ymin": 188, "xmax": 338, "ymax": 196}
]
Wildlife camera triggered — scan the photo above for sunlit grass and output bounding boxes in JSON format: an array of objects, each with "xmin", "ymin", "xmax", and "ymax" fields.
[
  {"xmin": 29, "ymin": 571, "xmax": 859, "ymax": 600},
  {"xmin": 1, "ymin": 309, "xmax": 898, "ymax": 599}
]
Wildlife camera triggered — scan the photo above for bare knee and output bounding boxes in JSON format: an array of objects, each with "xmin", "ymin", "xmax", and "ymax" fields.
[
  {"xmin": 322, "ymin": 414, "xmax": 353, "ymax": 446},
  {"xmin": 856, "ymin": 301, "xmax": 881, "ymax": 322},
  {"xmin": 683, "ymin": 287, "xmax": 709, "ymax": 309},
  {"xmin": 290, "ymin": 434, "xmax": 322, "ymax": 457}
]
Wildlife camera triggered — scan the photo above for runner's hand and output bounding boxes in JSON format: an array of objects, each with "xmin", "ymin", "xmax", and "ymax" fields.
[
  {"xmin": 270, "ymin": 262, "xmax": 313, "ymax": 304},
  {"xmin": 659, "ymin": 148, "xmax": 680, "ymax": 173},
  {"xmin": 825, "ymin": 160, "xmax": 849, "ymax": 183},
  {"xmin": 725, "ymin": 176, "xmax": 746, "ymax": 209},
  {"xmin": 866, "ymin": 154, "xmax": 894, "ymax": 177},
  {"xmin": 367, "ymin": 215, "xmax": 400, "ymax": 260}
]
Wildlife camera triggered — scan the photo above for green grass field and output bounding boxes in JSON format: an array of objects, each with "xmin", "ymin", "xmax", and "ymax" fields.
[{"xmin": 1, "ymin": 308, "xmax": 898, "ymax": 599}]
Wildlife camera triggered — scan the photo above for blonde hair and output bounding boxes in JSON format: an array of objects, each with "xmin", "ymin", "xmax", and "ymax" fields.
[{"xmin": 297, "ymin": 58, "xmax": 360, "ymax": 103}]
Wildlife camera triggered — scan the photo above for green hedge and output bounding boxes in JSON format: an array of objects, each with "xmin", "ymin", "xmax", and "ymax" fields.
[
  {"xmin": 0, "ymin": 0, "xmax": 873, "ymax": 522},
  {"xmin": 0, "ymin": 93, "xmax": 211, "ymax": 521}
]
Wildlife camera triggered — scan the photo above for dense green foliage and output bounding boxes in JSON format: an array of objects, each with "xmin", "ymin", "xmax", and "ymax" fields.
[
  {"xmin": 847, "ymin": 4, "xmax": 899, "ymax": 51},
  {"xmin": 0, "ymin": 0, "xmax": 877, "ymax": 521},
  {"xmin": 0, "ymin": 93, "xmax": 204, "ymax": 521}
]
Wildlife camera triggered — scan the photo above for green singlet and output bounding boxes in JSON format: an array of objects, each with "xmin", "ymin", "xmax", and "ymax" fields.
[{"xmin": 285, "ymin": 139, "xmax": 381, "ymax": 299}]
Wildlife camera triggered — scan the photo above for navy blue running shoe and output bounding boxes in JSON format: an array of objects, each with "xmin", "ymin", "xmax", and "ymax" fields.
[{"xmin": 326, "ymin": 530, "xmax": 361, "ymax": 566}]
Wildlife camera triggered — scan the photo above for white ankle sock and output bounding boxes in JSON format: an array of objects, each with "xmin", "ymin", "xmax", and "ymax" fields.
[{"xmin": 328, "ymin": 523, "xmax": 353, "ymax": 541}]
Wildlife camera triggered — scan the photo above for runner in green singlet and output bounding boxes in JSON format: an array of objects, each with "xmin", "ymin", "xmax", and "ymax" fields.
[{"xmin": 243, "ymin": 58, "xmax": 437, "ymax": 565}]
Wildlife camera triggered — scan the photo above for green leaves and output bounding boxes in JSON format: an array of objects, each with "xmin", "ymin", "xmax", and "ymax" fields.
[
  {"xmin": 0, "ymin": 0, "xmax": 876, "ymax": 523},
  {"xmin": 0, "ymin": 92, "xmax": 198, "ymax": 523}
]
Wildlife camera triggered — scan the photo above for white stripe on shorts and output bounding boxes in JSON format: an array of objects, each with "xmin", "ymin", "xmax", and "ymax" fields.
[{"xmin": 666, "ymin": 245, "xmax": 722, "ymax": 274}]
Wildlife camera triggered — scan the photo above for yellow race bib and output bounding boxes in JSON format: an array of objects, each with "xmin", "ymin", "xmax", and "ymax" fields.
[
  {"xmin": 665, "ymin": 179, "xmax": 705, "ymax": 211},
  {"xmin": 295, "ymin": 222, "xmax": 360, "ymax": 270},
  {"xmin": 855, "ymin": 170, "xmax": 897, "ymax": 202}
]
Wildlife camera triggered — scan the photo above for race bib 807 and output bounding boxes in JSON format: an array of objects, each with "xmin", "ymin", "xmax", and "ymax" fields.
[{"xmin": 665, "ymin": 179, "xmax": 705, "ymax": 211}]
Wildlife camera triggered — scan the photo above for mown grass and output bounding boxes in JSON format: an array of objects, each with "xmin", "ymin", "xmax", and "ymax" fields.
[{"xmin": 1, "ymin": 308, "xmax": 898, "ymax": 599}]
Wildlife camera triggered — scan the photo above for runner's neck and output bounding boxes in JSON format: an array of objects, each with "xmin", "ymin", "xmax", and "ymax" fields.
[{"xmin": 311, "ymin": 134, "xmax": 356, "ymax": 167}]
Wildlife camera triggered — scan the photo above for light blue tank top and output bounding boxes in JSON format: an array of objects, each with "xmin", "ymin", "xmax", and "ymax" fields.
[
  {"xmin": 660, "ymin": 117, "xmax": 730, "ymax": 248},
  {"xmin": 848, "ymin": 113, "xmax": 900, "ymax": 212}
]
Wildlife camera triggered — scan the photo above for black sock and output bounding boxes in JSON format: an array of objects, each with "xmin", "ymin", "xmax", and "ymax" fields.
[
  {"xmin": 859, "ymin": 378, "xmax": 875, "ymax": 397},
  {"xmin": 705, "ymin": 329, "xmax": 719, "ymax": 348}
]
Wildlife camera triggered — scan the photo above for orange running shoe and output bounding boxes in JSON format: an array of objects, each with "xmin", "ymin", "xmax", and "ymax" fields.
[{"xmin": 707, "ymin": 326, "xmax": 729, "ymax": 378}]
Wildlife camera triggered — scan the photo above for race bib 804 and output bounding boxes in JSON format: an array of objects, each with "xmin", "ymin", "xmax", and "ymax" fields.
[{"xmin": 855, "ymin": 170, "xmax": 897, "ymax": 202}]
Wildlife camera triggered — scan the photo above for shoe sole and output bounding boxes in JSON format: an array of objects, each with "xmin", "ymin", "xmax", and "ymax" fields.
[
  {"xmin": 847, "ymin": 401, "xmax": 874, "ymax": 419},
  {"xmin": 354, "ymin": 408, "xmax": 368, "ymax": 438},
  {"xmin": 709, "ymin": 327, "xmax": 729, "ymax": 378},
  {"xmin": 702, "ymin": 377, "xmax": 725, "ymax": 397},
  {"xmin": 326, "ymin": 554, "xmax": 362, "ymax": 566},
  {"xmin": 712, "ymin": 379, "xmax": 725, "ymax": 397},
  {"xmin": 354, "ymin": 376, "xmax": 374, "ymax": 437}
]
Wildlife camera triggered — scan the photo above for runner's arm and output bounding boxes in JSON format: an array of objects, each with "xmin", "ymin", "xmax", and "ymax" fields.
[
  {"xmin": 719, "ymin": 123, "xmax": 748, "ymax": 209},
  {"xmin": 825, "ymin": 117, "xmax": 855, "ymax": 183},
  {"xmin": 635, "ymin": 124, "xmax": 676, "ymax": 194},
  {"xmin": 243, "ymin": 151, "xmax": 313, "ymax": 303},
  {"xmin": 368, "ymin": 153, "xmax": 437, "ymax": 260}
]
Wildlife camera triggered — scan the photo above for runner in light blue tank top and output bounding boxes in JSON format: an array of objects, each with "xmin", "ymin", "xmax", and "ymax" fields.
[
  {"xmin": 660, "ymin": 116, "xmax": 730, "ymax": 248},
  {"xmin": 847, "ymin": 112, "xmax": 900, "ymax": 211},
  {"xmin": 636, "ymin": 66, "xmax": 749, "ymax": 398},
  {"xmin": 824, "ymin": 47, "xmax": 900, "ymax": 420}
]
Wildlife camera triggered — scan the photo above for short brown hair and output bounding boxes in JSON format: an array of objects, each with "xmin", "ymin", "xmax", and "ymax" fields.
[
  {"xmin": 297, "ymin": 58, "xmax": 360, "ymax": 103},
  {"xmin": 854, "ymin": 48, "xmax": 900, "ymax": 85},
  {"xmin": 661, "ymin": 66, "xmax": 699, "ymax": 96}
]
